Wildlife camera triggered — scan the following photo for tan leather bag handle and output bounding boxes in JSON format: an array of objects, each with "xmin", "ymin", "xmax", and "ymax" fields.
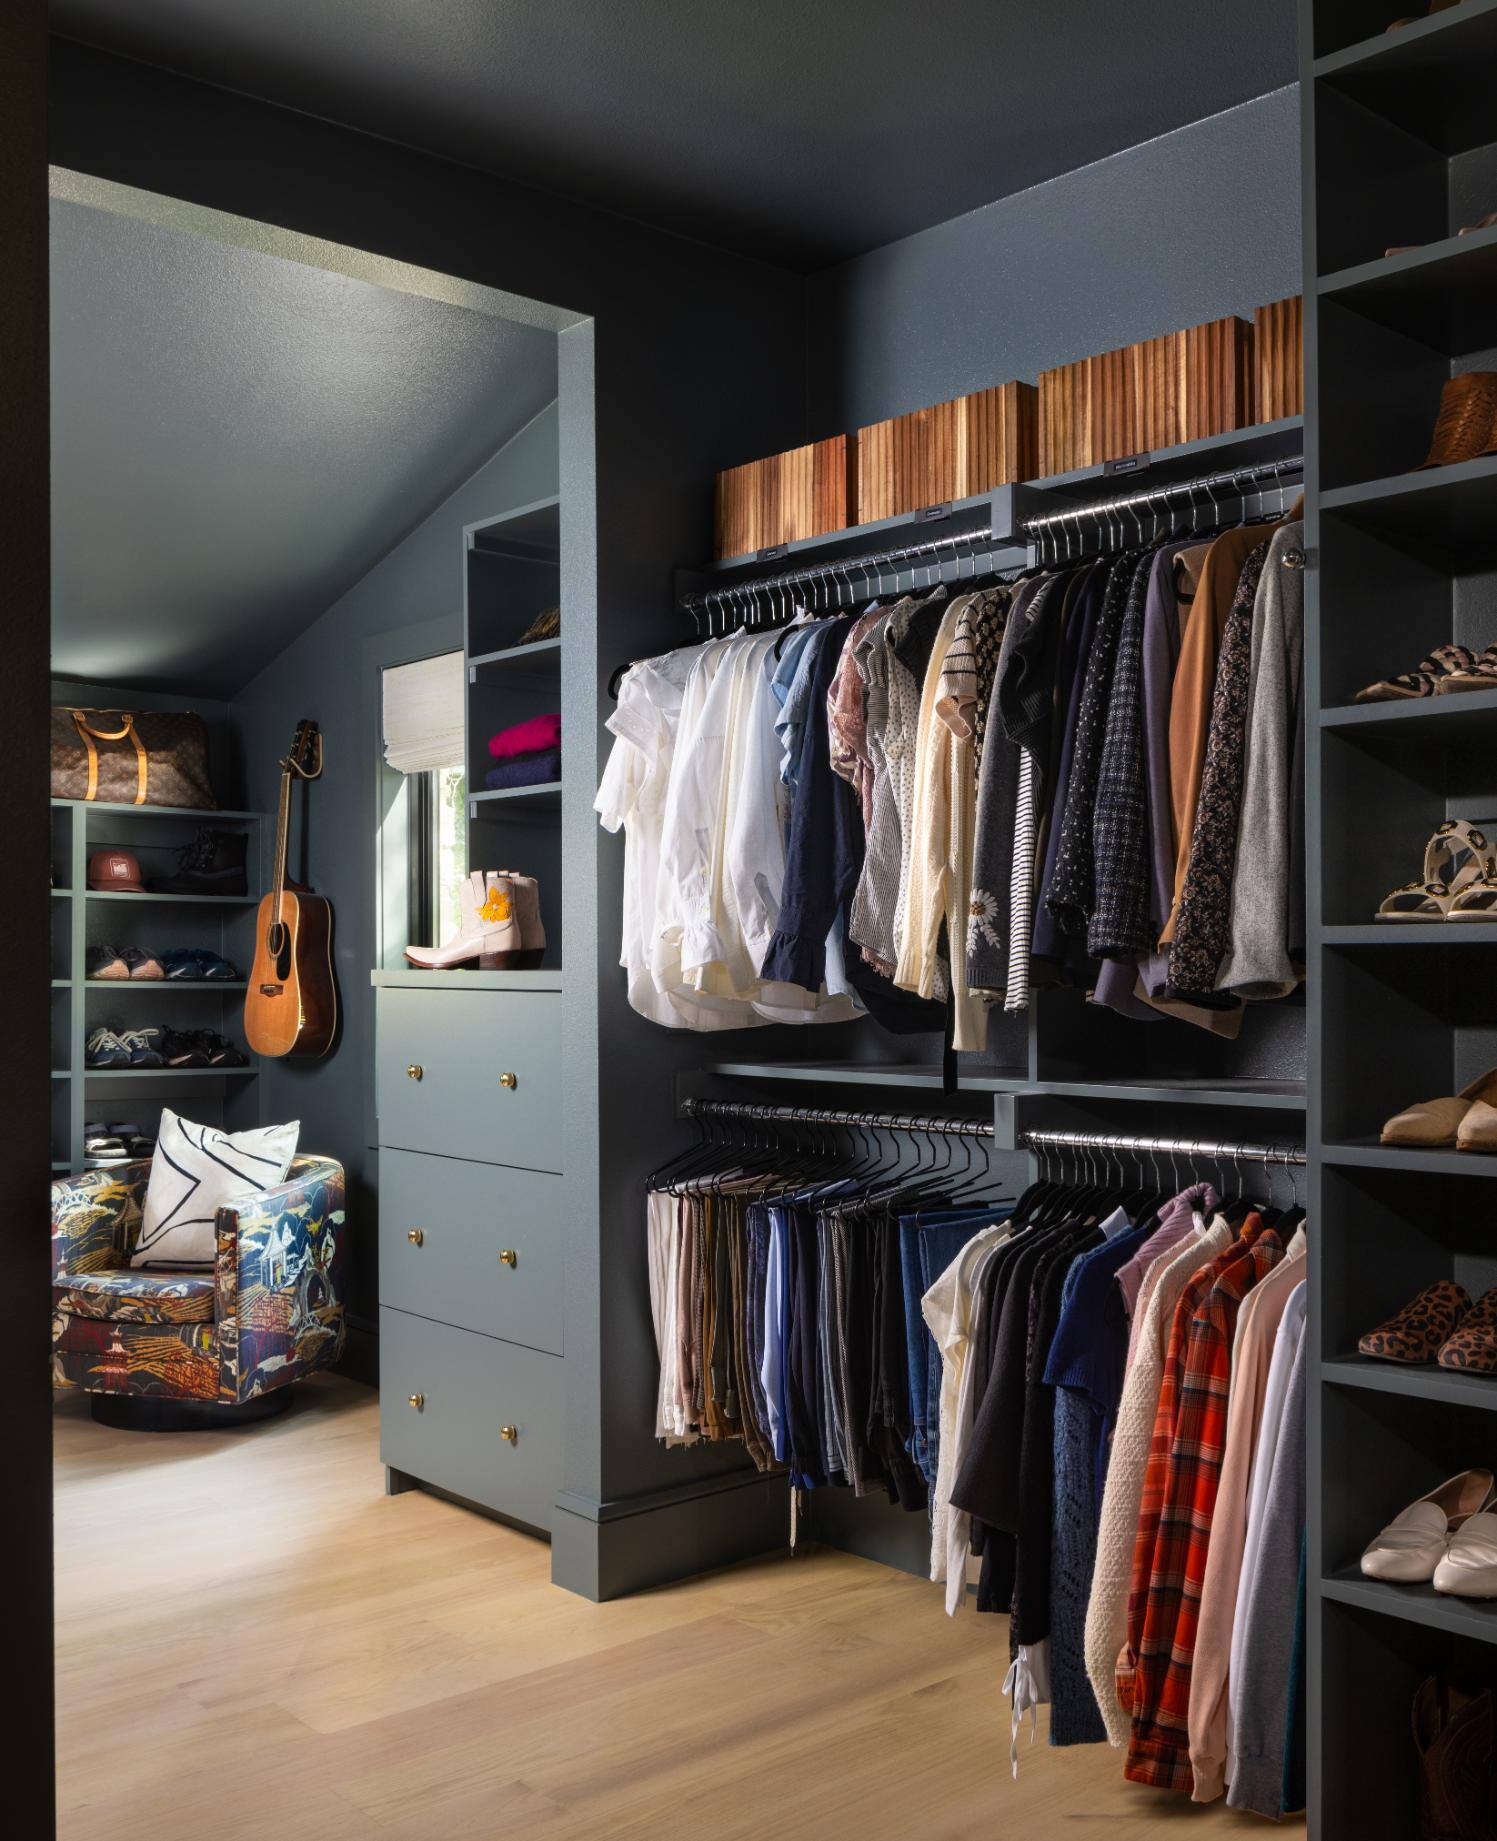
[{"xmin": 69, "ymin": 709, "xmax": 148, "ymax": 804}]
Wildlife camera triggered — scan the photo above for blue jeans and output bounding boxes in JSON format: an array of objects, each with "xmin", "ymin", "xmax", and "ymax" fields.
[{"xmin": 898, "ymin": 1210, "xmax": 1003, "ymax": 1489}]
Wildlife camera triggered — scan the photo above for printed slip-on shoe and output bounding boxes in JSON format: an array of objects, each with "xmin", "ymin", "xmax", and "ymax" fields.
[
  {"xmin": 1361, "ymin": 1469, "xmax": 1496, "ymax": 1583},
  {"xmin": 1360, "ymin": 1280, "xmax": 1472, "ymax": 1364},
  {"xmin": 1439, "ymin": 1291, "xmax": 1497, "ymax": 1372}
]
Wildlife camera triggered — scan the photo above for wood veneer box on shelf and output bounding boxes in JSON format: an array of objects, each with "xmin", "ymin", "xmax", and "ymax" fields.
[
  {"xmin": 852, "ymin": 382, "xmax": 1038, "ymax": 523},
  {"xmin": 1255, "ymin": 295, "xmax": 1304, "ymax": 423},
  {"xmin": 712, "ymin": 435, "xmax": 853, "ymax": 561},
  {"xmin": 1036, "ymin": 314, "xmax": 1255, "ymax": 476}
]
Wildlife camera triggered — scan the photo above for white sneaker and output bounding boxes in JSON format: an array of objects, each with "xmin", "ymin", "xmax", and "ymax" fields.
[
  {"xmin": 1360, "ymin": 1469, "xmax": 1496, "ymax": 1583},
  {"xmin": 1434, "ymin": 1508, "xmax": 1497, "ymax": 1598}
]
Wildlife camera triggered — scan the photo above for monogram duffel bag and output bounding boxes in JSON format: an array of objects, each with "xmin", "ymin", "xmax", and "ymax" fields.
[{"xmin": 50, "ymin": 707, "xmax": 217, "ymax": 809}]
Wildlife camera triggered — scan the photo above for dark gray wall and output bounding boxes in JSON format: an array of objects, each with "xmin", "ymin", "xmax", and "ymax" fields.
[
  {"xmin": 229, "ymin": 402, "xmax": 560, "ymax": 1364},
  {"xmin": 808, "ymin": 87, "xmax": 1303, "ymax": 434},
  {"xmin": 7, "ymin": 5, "xmax": 55, "ymax": 1832}
]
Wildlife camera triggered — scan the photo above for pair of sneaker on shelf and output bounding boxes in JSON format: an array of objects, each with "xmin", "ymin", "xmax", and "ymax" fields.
[
  {"xmin": 84, "ymin": 1120, "xmax": 155, "ymax": 1165},
  {"xmin": 86, "ymin": 945, "xmax": 241, "ymax": 981},
  {"xmin": 405, "ymin": 870, "xmax": 546, "ymax": 971},
  {"xmin": 1362, "ymin": 1469, "xmax": 1497, "ymax": 1600},
  {"xmin": 85, "ymin": 1024, "xmax": 248, "ymax": 1069}
]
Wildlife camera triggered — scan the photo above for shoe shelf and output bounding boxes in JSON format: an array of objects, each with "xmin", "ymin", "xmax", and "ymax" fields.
[
  {"xmin": 80, "ymin": 1066, "xmax": 258, "ymax": 1081},
  {"xmin": 1322, "ymin": 1141, "xmax": 1497, "ymax": 1178},
  {"xmin": 1318, "ymin": 223, "xmax": 1497, "ymax": 355},
  {"xmin": 1320, "ymin": 690, "xmax": 1497, "ymax": 738},
  {"xmin": 1323, "ymin": 1355, "xmax": 1497, "ymax": 1413},
  {"xmin": 1314, "ymin": 0, "xmax": 1497, "ymax": 155},
  {"xmin": 84, "ymin": 890, "xmax": 260, "ymax": 906},
  {"xmin": 1321, "ymin": 1570, "xmax": 1497, "ymax": 1648},
  {"xmin": 1320, "ymin": 457, "xmax": 1497, "ymax": 564},
  {"xmin": 369, "ymin": 968, "xmax": 563, "ymax": 992},
  {"xmin": 1322, "ymin": 924, "xmax": 1497, "ymax": 945},
  {"xmin": 49, "ymin": 799, "xmax": 267, "ymax": 823},
  {"xmin": 82, "ymin": 979, "xmax": 251, "ymax": 992}
]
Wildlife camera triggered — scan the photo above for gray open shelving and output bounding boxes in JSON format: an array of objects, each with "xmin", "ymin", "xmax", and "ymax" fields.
[
  {"xmin": 50, "ymin": 797, "xmax": 267, "ymax": 1176},
  {"xmin": 1307, "ymin": 0, "xmax": 1497, "ymax": 1828}
]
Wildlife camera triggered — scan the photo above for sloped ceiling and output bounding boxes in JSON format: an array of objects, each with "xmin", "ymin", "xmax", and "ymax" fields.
[
  {"xmin": 50, "ymin": 0, "xmax": 1297, "ymax": 270},
  {"xmin": 50, "ymin": 198, "xmax": 557, "ymax": 695}
]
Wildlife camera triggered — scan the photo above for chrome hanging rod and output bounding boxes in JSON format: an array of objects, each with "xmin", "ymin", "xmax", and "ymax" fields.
[
  {"xmin": 1023, "ymin": 1127, "xmax": 1305, "ymax": 1166},
  {"xmin": 682, "ymin": 1097, "xmax": 995, "ymax": 1139},
  {"xmin": 1020, "ymin": 454, "xmax": 1302, "ymax": 545},
  {"xmin": 679, "ymin": 525, "xmax": 1018, "ymax": 631}
]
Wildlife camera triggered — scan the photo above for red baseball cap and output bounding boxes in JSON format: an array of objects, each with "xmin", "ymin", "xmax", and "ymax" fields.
[{"xmin": 87, "ymin": 849, "xmax": 145, "ymax": 893}]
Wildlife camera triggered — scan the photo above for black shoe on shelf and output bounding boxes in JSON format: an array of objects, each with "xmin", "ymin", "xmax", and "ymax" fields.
[
  {"xmin": 158, "ymin": 1028, "xmax": 210, "ymax": 1068},
  {"xmin": 149, "ymin": 828, "xmax": 249, "ymax": 898},
  {"xmin": 187, "ymin": 1028, "xmax": 248, "ymax": 1068}
]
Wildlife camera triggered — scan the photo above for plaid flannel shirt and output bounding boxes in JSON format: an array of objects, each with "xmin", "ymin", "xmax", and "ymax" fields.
[{"xmin": 1124, "ymin": 1215, "xmax": 1285, "ymax": 1789}]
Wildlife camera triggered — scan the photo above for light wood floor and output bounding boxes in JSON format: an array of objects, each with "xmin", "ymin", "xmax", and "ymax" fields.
[{"xmin": 55, "ymin": 1377, "xmax": 1299, "ymax": 1839}]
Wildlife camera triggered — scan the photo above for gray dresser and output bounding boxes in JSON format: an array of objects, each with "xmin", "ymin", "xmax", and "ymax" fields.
[{"xmin": 373, "ymin": 968, "xmax": 564, "ymax": 1534}]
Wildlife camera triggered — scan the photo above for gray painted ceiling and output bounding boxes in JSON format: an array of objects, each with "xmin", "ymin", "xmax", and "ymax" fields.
[
  {"xmin": 51, "ymin": 0, "xmax": 1298, "ymax": 269},
  {"xmin": 50, "ymin": 198, "xmax": 557, "ymax": 696}
]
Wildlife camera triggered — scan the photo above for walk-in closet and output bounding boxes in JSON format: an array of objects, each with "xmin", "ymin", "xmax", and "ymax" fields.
[{"xmin": 18, "ymin": 3, "xmax": 1497, "ymax": 1836}]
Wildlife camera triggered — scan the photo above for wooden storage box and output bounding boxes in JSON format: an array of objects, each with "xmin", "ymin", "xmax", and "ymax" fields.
[
  {"xmin": 853, "ymin": 382, "xmax": 1037, "ymax": 524},
  {"xmin": 712, "ymin": 435, "xmax": 852, "ymax": 561},
  {"xmin": 1255, "ymin": 295, "xmax": 1304, "ymax": 423},
  {"xmin": 1037, "ymin": 315, "xmax": 1255, "ymax": 477}
]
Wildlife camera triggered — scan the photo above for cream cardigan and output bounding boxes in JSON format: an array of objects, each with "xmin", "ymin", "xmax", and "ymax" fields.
[{"xmin": 1084, "ymin": 1210, "xmax": 1233, "ymax": 1746}]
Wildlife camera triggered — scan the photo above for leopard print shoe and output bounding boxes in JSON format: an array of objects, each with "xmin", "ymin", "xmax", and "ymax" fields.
[
  {"xmin": 1360, "ymin": 1280, "xmax": 1472, "ymax": 1365},
  {"xmin": 1438, "ymin": 1289, "xmax": 1497, "ymax": 1374}
]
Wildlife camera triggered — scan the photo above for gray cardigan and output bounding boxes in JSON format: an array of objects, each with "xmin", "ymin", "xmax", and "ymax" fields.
[{"xmin": 1216, "ymin": 521, "xmax": 1305, "ymax": 997}]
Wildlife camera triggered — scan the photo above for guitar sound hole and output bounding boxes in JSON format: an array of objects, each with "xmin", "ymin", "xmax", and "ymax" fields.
[{"xmin": 267, "ymin": 921, "xmax": 288, "ymax": 959}]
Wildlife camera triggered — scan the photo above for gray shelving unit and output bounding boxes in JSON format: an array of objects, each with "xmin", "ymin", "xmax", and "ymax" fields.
[
  {"xmin": 462, "ymin": 496, "xmax": 563, "ymax": 965},
  {"xmin": 49, "ymin": 797, "xmax": 266, "ymax": 1174},
  {"xmin": 1305, "ymin": 0, "xmax": 1497, "ymax": 1831}
]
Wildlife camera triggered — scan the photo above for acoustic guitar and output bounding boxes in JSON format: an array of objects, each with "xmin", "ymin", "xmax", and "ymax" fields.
[{"xmin": 244, "ymin": 720, "xmax": 338, "ymax": 1059}]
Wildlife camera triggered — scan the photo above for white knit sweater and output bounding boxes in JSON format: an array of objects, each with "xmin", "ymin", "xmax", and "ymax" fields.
[{"xmin": 1084, "ymin": 1212, "xmax": 1232, "ymax": 1746}]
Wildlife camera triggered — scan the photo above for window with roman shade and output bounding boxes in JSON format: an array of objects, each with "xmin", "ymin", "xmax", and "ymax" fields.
[{"xmin": 381, "ymin": 650, "xmax": 464, "ymax": 774}]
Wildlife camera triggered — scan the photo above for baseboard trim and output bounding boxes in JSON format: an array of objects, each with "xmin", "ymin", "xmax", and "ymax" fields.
[{"xmin": 551, "ymin": 1468, "xmax": 789, "ymax": 1601}]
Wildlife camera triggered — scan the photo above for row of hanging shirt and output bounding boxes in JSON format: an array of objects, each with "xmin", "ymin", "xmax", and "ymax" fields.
[
  {"xmin": 597, "ymin": 506, "xmax": 1305, "ymax": 1044},
  {"xmin": 644, "ymin": 1130, "xmax": 1307, "ymax": 1817}
]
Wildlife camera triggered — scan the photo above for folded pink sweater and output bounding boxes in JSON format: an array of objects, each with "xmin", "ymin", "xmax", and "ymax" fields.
[{"xmin": 489, "ymin": 712, "xmax": 561, "ymax": 760}]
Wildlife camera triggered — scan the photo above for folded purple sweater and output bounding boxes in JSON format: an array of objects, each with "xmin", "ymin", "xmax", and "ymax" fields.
[{"xmin": 484, "ymin": 747, "xmax": 560, "ymax": 791}]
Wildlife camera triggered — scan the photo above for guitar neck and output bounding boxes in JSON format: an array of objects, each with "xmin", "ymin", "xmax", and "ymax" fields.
[{"xmin": 271, "ymin": 763, "xmax": 293, "ymax": 918}]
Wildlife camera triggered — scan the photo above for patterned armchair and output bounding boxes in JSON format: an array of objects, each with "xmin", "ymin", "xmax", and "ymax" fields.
[{"xmin": 51, "ymin": 1155, "xmax": 346, "ymax": 1423}]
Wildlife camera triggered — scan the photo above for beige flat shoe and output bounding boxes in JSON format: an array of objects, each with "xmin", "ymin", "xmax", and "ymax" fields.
[
  {"xmin": 1362, "ymin": 1469, "xmax": 1495, "ymax": 1585},
  {"xmin": 1384, "ymin": 1068, "xmax": 1497, "ymax": 1146},
  {"xmin": 1458, "ymin": 1099, "xmax": 1497, "ymax": 1154}
]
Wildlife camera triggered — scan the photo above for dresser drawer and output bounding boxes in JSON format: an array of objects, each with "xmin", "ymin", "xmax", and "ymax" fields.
[
  {"xmin": 379, "ymin": 1307, "xmax": 562, "ymax": 1533},
  {"xmin": 379, "ymin": 1148, "xmax": 562, "ymax": 1355},
  {"xmin": 376, "ymin": 988, "xmax": 561, "ymax": 1171}
]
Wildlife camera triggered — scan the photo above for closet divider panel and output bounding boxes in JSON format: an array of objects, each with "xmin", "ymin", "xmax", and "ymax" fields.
[
  {"xmin": 712, "ymin": 435, "xmax": 853, "ymax": 560},
  {"xmin": 852, "ymin": 382, "xmax": 1037, "ymax": 523}
]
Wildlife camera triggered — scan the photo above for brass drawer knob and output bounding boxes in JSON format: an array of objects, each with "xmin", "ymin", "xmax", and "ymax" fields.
[
  {"xmin": 499, "ymin": 1071, "xmax": 518, "ymax": 1090},
  {"xmin": 500, "ymin": 1423, "xmax": 518, "ymax": 1445},
  {"xmin": 406, "ymin": 1063, "xmax": 423, "ymax": 1081},
  {"xmin": 407, "ymin": 1228, "xmax": 424, "ymax": 1246},
  {"xmin": 499, "ymin": 1248, "xmax": 517, "ymax": 1267},
  {"xmin": 408, "ymin": 1393, "xmax": 425, "ymax": 1409}
]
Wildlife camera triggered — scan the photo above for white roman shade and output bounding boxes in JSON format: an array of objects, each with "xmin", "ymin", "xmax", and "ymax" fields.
[{"xmin": 382, "ymin": 651, "xmax": 465, "ymax": 774}]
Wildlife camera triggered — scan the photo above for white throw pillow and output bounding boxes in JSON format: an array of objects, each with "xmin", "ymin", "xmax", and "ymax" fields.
[{"xmin": 132, "ymin": 1110, "xmax": 301, "ymax": 1269}]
